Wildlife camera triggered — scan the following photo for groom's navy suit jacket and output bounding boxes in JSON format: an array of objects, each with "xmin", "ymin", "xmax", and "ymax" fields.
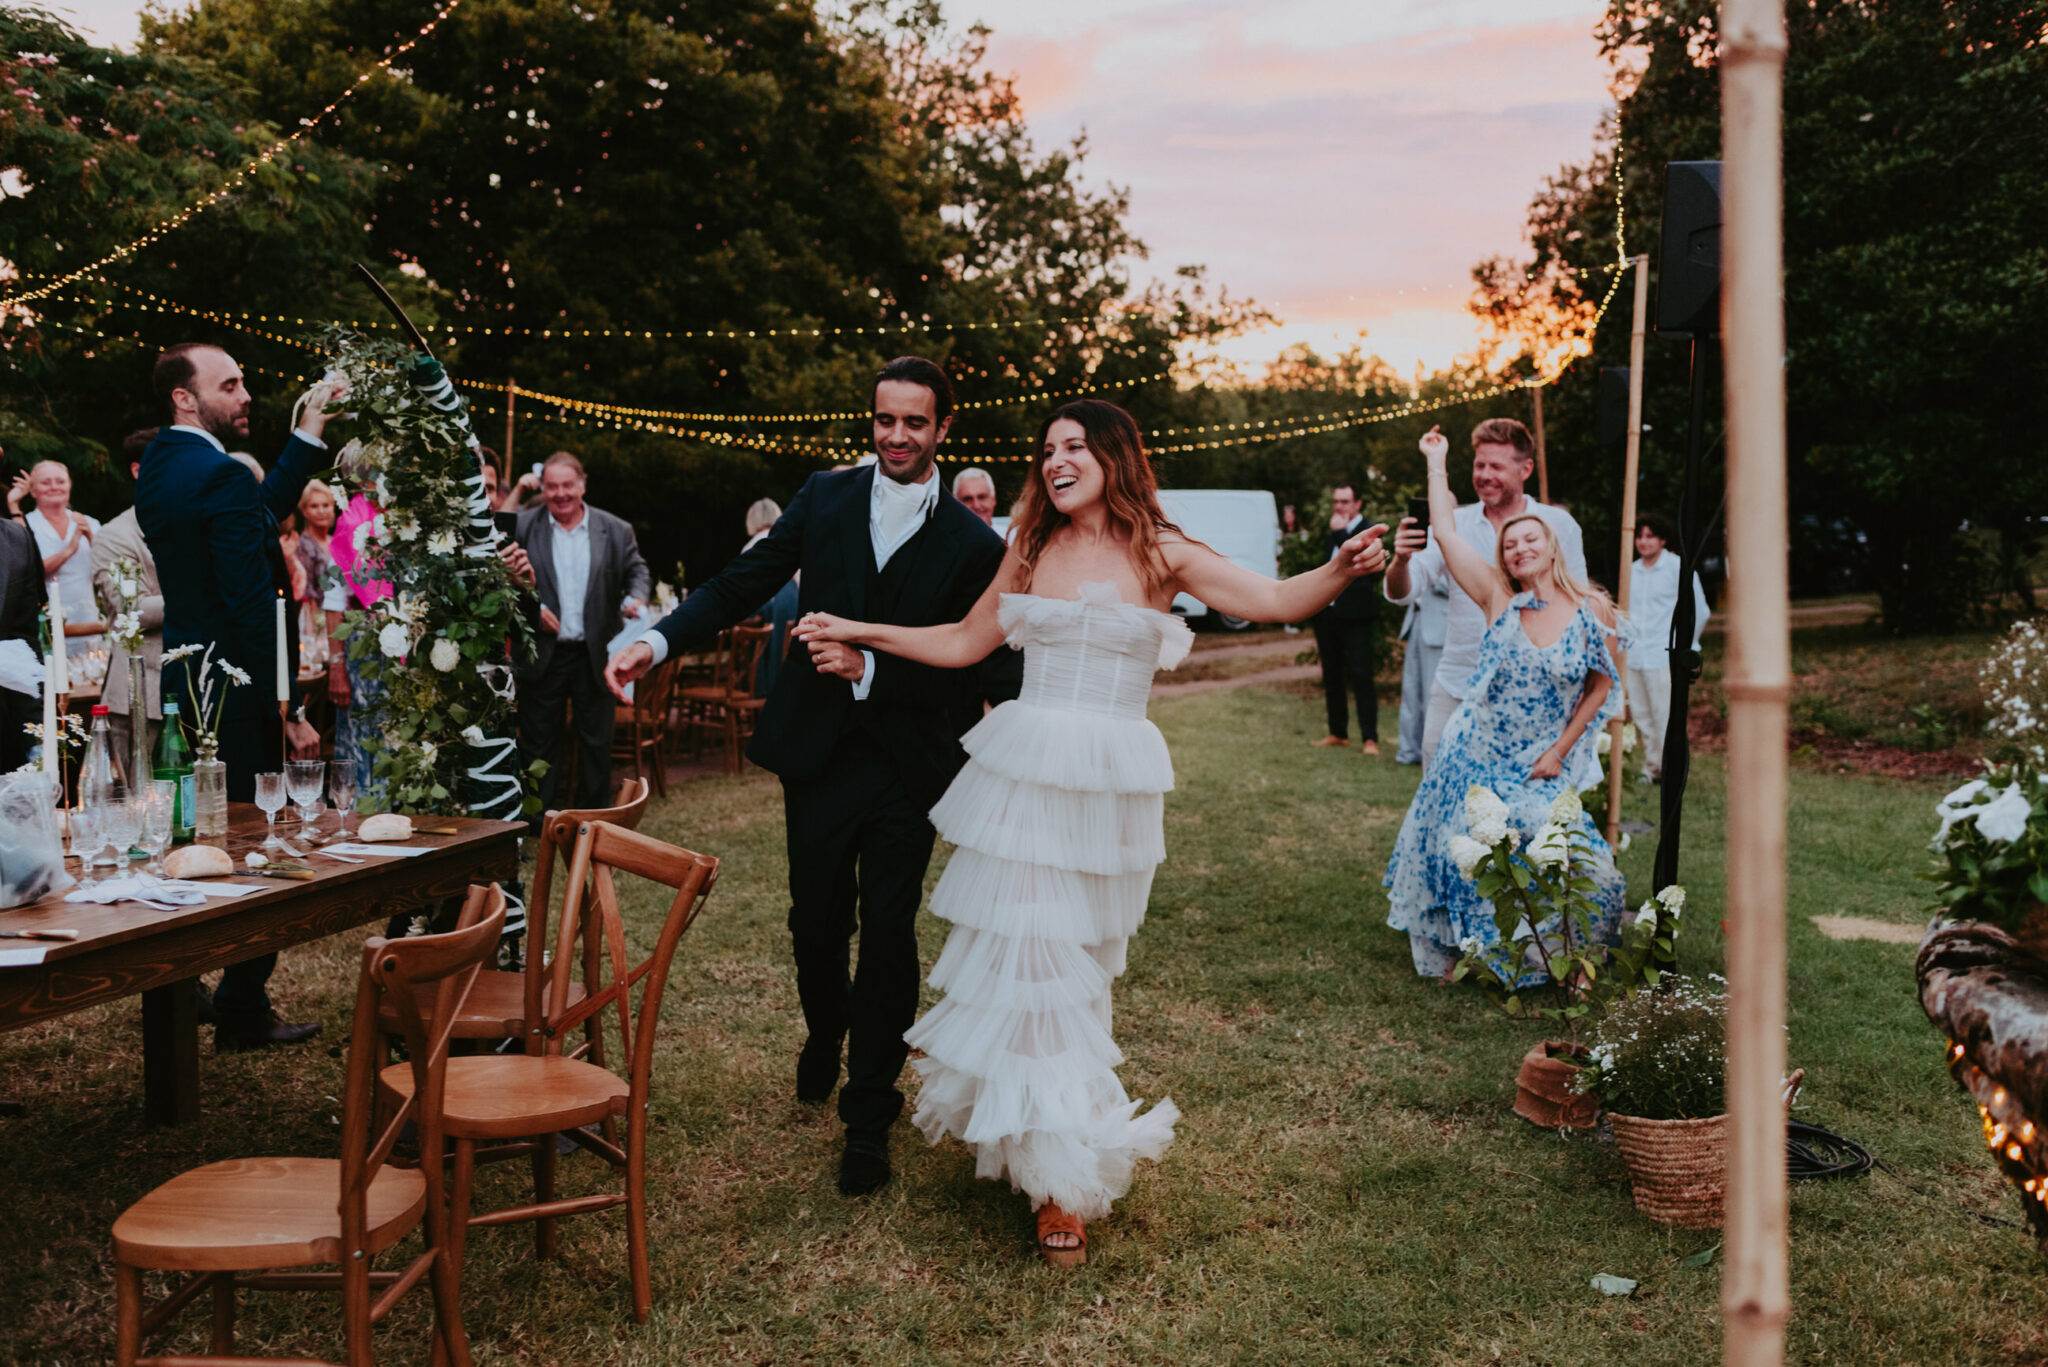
[
  {"xmin": 650, "ymin": 463, "xmax": 1020, "ymax": 807},
  {"xmin": 136, "ymin": 427, "xmax": 324, "ymax": 725}
]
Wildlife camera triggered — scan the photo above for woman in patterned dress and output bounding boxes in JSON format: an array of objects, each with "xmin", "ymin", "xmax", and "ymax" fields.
[{"xmin": 1383, "ymin": 426, "xmax": 1628, "ymax": 982}]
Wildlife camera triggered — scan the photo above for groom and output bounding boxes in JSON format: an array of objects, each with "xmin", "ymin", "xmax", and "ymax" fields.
[{"xmin": 605, "ymin": 357, "xmax": 1019, "ymax": 1194}]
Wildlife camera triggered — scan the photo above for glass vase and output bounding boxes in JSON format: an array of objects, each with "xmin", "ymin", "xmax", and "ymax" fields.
[
  {"xmin": 127, "ymin": 654, "xmax": 150, "ymax": 789},
  {"xmin": 192, "ymin": 739, "xmax": 229, "ymax": 841}
]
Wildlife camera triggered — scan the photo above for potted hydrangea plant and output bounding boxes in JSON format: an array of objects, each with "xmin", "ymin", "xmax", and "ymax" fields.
[
  {"xmin": 1449, "ymin": 783, "xmax": 1685, "ymax": 1128},
  {"xmin": 1928, "ymin": 619, "xmax": 2048, "ymax": 955}
]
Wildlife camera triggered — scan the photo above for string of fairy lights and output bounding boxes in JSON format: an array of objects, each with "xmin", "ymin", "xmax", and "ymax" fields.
[{"xmin": 0, "ymin": 0, "xmax": 470, "ymax": 312}]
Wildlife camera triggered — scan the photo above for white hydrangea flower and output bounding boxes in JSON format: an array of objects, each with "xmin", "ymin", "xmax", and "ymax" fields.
[
  {"xmin": 429, "ymin": 638, "xmax": 460, "ymax": 672},
  {"xmin": 460, "ymin": 724, "xmax": 486, "ymax": 746},
  {"xmin": 1457, "ymin": 934, "xmax": 1483, "ymax": 958},
  {"xmin": 1656, "ymin": 885, "xmax": 1687, "ymax": 914},
  {"xmin": 1465, "ymin": 784, "xmax": 1511, "ymax": 846},
  {"xmin": 1550, "ymin": 788, "xmax": 1584, "ymax": 827},
  {"xmin": 1622, "ymin": 722, "xmax": 1638, "ymax": 754},
  {"xmin": 1528, "ymin": 823, "xmax": 1570, "ymax": 869},
  {"xmin": 428, "ymin": 529, "xmax": 457, "ymax": 556},
  {"xmin": 377, "ymin": 622, "xmax": 411, "ymax": 657},
  {"xmin": 1596, "ymin": 728, "xmax": 1612, "ymax": 757},
  {"xmin": 1447, "ymin": 834, "xmax": 1491, "ymax": 880},
  {"xmin": 1635, "ymin": 903, "xmax": 1659, "ymax": 927}
]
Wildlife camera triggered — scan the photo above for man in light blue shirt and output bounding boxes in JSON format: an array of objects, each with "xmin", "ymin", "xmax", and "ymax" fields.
[{"xmin": 1384, "ymin": 417, "xmax": 1587, "ymax": 771}]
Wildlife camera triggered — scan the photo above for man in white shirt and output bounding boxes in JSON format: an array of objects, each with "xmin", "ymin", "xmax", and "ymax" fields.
[
  {"xmin": 513, "ymin": 451, "xmax": 650, "ymax": 811},
  {"xmin": 1384, "ymin": 417, "xmax": 1588, "ymax": 770},
  {"xmin": 951, "ymin": 466, "xmax": 998, "ymax": 525},
  {"xmin": 1627, "ymin": 513, "xmax": 1710, "ymax": 782}
]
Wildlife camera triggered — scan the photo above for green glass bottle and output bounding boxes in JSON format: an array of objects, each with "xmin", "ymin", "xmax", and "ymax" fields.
[{"xmin": 154, "ymin": 701, "xmax": 195, "ymax": 843}]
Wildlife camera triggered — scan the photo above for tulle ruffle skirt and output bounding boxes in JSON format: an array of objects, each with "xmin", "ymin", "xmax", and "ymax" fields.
[{"xmin": 908, "ymin": 699, "xmax": 1179, "ymax": 1221}]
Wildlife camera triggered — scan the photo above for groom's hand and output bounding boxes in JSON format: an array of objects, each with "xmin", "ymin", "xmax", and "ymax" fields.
[
  {"xmin": 604, "ymin": 641, "xmax": 654, "ymax": 703},
  {"xmin": 809, "ymin": 640, "xmax": 866, "ymax": 683}
]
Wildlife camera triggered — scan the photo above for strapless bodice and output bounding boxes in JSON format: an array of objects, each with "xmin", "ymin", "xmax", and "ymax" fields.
[{"xmin": 997, "ymin": 581, "xmax": 1194, "ymax": 721}]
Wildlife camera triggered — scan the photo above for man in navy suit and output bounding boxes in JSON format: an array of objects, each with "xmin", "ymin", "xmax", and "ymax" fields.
[
  {"xmin": 135, "ymin": 343, "xmax": 340, "ymax": 1052},
  {"xmin": 605, "ymin": 357, "xmax": 1021, "ymax": 1196}
]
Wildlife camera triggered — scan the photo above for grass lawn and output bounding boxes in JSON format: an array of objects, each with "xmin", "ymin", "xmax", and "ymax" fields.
[{"xmin": 2, "ymin": 684, "xmax": 2041, "ymax": 1364}]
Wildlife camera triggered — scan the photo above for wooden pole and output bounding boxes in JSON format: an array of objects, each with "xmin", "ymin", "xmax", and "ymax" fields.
[
  {"xmin": 1720, "ymin": 1, "xmax": 1790, "ymax": 1364},
  {"xmin": 1604, "ymin": 254, "xmax": 1651, "ymax": 846},
  {"xmin": 1531, "ymin": 383, "xmax": 1550, "ymax": 504},
  {"xmin": 502, "ymin": 378, "xmax": 517, "ymax": 480}
]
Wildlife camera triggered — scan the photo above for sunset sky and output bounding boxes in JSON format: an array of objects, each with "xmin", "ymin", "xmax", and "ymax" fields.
[{"xmin": 54, "ymin": 0, "xmax": 1616, "ymax": 377}]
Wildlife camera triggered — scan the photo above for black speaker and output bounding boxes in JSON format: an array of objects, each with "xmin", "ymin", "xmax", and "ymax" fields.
[
  {"xmin": 1598, "ymin": 367, "xmax": 1631, "ymax": 452},
  {"xmin": 1655, "ymin": 160, "xmax": 1722, "ymax": 337}
]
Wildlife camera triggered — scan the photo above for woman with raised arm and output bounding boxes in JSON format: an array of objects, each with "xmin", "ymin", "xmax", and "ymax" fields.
[
  {"xmin": 1382, "ymin": 425, "xmax": 1628, "ymax": 982},
  {"xmin": 795, "ymin": 399, "xmax": 1386, "ymax": 1266}
]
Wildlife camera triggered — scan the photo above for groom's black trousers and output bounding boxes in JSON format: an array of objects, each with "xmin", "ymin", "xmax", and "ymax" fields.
[{"xmin": 780, "ymin": 727, "xmax": 937, "ymax": 1135}]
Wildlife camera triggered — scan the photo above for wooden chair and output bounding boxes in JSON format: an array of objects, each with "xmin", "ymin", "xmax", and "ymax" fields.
[
  {"xmin": 111, "ymin": 887, "xmax": 507, "ymax": 1367},
  {"xmin": 377, "ymin": 822, "xmax": 718, "ymax": 1324},
  {"xmin": 611, "ymin": 660, "xmax": 679, "ymax": 797},
  {"xmin": 375, "ymin": 780, "xmax": 650, "ymax": 1050},
  {"xmin": 673, "ymin": 621, "xmax": 771, "ymax": 774}
]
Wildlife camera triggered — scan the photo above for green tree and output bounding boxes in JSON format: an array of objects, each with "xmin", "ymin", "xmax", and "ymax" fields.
[
  {"xmin": 1473, "ymin": 0, "xmax": 2048, "ymax": 630},
  {"xmin": 0, "ymin": 5, "xmax": 377, "ymax": 511}
]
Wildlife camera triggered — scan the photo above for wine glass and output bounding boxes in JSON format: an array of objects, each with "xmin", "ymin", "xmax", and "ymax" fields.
[
  {"xmin": 330, "ymin": 765, "xmax": 358, "ymax": 842},
  {"xmin": 254, "ymin": 772, "xmax": 287, "ymax": 847},
  {"xmin": 287, "ymin": 759, "xmax": 326, "ymax": 834},
  {"xmin": 98, "ymin": 782, "xmax": 140, "ymax": 872},
  {"xmin": 139, "ymin": 780, "xmax": 175, "ymax": 875}
]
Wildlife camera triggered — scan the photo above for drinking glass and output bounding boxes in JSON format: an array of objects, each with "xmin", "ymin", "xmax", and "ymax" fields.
[
  {"xmin": 140, "ymin": 780, "xmax": 175, "ymax": 875},
  {"xmin": 68, "ymin": 805, "xmax": 101, "ymax": 879},
  {"xmin": 254, "ymin": 772, "xmax": 288, "ymax": 846},
  {"xmin": 98, "ymin": 782, "xmax": 140, "ymax": 871},
  {"xmin": 330, "ymin": 766, "xmax": 358, "ymax": 841},
  {"xmin": 287, "ymin": 759, "xmax": 326, "ymax": 833}
]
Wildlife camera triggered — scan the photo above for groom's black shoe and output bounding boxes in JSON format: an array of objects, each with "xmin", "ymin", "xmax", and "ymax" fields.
[
  {"xmin": 796, "ymin": 1035, "xmax": 843, "ymax": 1104},
  {"xmin": 838, "ymin": 1130, "xmax": 891, "ymax": 1196}
]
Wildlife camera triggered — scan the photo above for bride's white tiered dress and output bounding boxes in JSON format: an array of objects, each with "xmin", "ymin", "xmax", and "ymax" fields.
[{"xmin": 905, "ymin": 582, "xmax": 1190, "ymax": 1221}]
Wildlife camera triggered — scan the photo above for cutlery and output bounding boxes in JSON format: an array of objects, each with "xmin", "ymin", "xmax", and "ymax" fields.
[{"xmin": 0, "ymin": 929, "xmax": 79, "ymax": 941}]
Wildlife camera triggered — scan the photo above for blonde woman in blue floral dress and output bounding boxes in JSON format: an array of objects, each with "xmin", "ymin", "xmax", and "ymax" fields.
[
  {"xmin": 796, "ymin": 399, "xmax": 1388, "ymax": 1267},
  {"xmin": 1383, "ymin": 426, "xmax": 1628, "ymax": 983}
]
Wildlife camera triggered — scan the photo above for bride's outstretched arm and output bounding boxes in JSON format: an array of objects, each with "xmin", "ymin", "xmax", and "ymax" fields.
[
  {"xmin": 794, "ymin": 545, "xmax": 1021, "ymax": 668},
  {"xmin": 1419, "ymin": 426, "xmax": 1510, "ymax": 619},
  {"xmin": 1162, "ymin": 524, "xmax": 1388, "ymax": 624}
]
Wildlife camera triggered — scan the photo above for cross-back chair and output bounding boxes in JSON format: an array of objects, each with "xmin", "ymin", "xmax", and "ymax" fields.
[
  {"xmin": 674, "ymin": 621, "xmax": 771, "ymax": 773},
  {"xmin": 375, "ymin": 780, "xmax": 650, "ymax": 1051},
  {"xmin": 611, "ymin": 661, "xmax": 679, "ymax": 796},
  {"xmin": 376, "ymin": 822, "xmax": 718, "ymax": 1324},
  {"xmin": 111, "ymin": 886, "xmax": 507, "ymax": 1367}
]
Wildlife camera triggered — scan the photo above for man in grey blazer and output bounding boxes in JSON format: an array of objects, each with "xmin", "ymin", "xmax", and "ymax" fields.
[{"xmin": 514, "ymin": 451, "xmax": 651, "ymax": 810}]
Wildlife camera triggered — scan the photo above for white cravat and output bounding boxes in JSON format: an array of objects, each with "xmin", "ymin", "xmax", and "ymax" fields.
[
  {"xmin": 870, "ymin": 467, "xmax": 939, "ymax": 570},
  {"xmin": 854, "ymin": 468, "xmax": 939, "ymax": 700}
]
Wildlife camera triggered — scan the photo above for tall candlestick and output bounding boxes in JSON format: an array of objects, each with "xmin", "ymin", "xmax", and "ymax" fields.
[
  {"xmin": 47, "ymin": 593, "xmax": 68, "ymax": 694},
  {"xmin": 275, "ymin": 591, "xmax": 289, "ymax": 703},
  {"xmin": 41, "ymin": 662, "xmax": 58, "ymax": 777}
]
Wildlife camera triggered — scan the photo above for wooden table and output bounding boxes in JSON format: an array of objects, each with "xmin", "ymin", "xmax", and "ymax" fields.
[{"xmin": 0, "ymin": 805, "xmax": 520, "ymax": 1125}]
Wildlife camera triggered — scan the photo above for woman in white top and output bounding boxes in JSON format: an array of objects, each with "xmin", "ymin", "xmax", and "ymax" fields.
[{"xmin": 20, "ymin": 460, "xmax": 104, "ymax": 664}]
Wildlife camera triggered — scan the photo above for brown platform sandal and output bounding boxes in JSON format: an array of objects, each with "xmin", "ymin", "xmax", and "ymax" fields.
[{"xmin": 1036, "ymin": 1201, "xmax": 1087, "ymax": 1268}]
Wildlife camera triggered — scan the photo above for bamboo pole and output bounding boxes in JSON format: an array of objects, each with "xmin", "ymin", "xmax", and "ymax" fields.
[
  {"xmin": 1603, "ymin": 255, "xmax": 1651, "ymax": 845},
  {"xmin": 1719, "ymin": 1, "xmax": 1790, "ymax": 1364},
  {"xmin": 502, "ymin": 378, "xmax": 517, "ymax": 482},
  {"xmin": 1531, "ymin": 383, "xmax": 1550, "ymax": 504}
]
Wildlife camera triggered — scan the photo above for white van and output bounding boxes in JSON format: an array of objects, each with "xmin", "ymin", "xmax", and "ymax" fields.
[
  {"xmin": 994, "ymin": 489, "xmax": 1280, "ymax": 630},
  {"xmin": 1157, "ymin": 489, "xmax": 1280, "ymax": 630}
]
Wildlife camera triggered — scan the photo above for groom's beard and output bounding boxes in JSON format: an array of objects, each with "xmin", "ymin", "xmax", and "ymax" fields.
[{"xmin": 197, "ymin": 395, "xmax": 251, "ymax": 443}]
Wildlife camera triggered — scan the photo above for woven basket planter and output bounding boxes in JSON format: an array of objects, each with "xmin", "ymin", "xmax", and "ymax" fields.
[
  {"xmin": 1608, "ymin": 1111, "xmax": 1726, "ymax": 1229},
  {"xmin": 1513, "ymin": 1040, "xmax": 1599, "ymax": 1130}
]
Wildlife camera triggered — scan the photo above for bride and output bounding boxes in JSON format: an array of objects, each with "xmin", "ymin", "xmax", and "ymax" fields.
[{"xmin": 795, "ymin": 399, "xmax": 1387, "ymax": 1266}]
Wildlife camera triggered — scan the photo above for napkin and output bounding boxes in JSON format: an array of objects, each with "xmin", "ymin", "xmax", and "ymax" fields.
[{"xmin": 64, "ymin": 875, "xmax": 216, "ymax": 909}]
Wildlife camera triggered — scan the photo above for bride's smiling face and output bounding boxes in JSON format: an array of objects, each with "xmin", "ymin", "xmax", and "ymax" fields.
[{"xmin": 1041, "ymin": 419, "xmax": 1105, "ymax": 515}]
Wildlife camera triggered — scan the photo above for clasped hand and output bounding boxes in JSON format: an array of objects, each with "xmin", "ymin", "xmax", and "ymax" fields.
[
  {"xmin": 1336, "ymin": 526, "xmax": 1391, "ymax": 578},
  {"xmin": 793, "ymin": 613, "xmax": 867, "ymax": 682}
]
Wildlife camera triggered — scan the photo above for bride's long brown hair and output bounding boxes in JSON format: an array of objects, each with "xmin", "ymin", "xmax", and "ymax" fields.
[{"xmin": 1010, "ymin": 400, "xmax": 1185, "ymax": 600}]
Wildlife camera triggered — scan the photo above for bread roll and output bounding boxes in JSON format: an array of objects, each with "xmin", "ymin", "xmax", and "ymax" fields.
[
  {"xmin": 165, "ymin": 844, "xmax": 234, "ymax": 879},
  {"xmin": 357, "ymin": 813, "xmax": 414, "ymax": 843}
]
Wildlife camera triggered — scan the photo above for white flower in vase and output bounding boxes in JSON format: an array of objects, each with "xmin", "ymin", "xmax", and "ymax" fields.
[{"xmin": 429, "ymin": 638, "xmax": 461, "ymax": 672}]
